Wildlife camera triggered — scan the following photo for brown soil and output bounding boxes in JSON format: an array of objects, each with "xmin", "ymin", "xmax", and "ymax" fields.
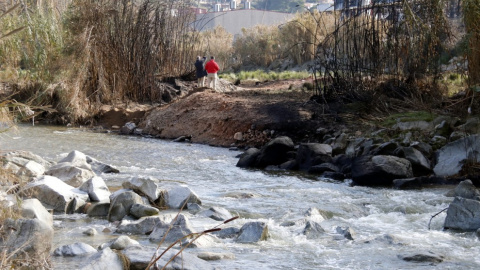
[{"xmin": 95, "ymin": 78, "xmax": 372, "ymax": 148}]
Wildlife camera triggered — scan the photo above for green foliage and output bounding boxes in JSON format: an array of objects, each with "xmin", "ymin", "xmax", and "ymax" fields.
[
  {"xmin": 220, "ymin": 70, "xmax": 310, "ymax": 82},
  {"xmin": 380, "ymin": 111, "xmax": 436, "ymax": 127}
]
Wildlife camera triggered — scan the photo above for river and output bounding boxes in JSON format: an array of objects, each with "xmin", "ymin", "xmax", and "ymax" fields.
[{"xmin": 2, "ymin": 124, "xmax": 480, "ymax": 269}]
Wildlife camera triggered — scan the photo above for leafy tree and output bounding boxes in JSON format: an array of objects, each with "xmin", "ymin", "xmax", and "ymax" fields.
[{"xmin": 254, "ymin": 0, "xmax": 305, "ymax": 13}]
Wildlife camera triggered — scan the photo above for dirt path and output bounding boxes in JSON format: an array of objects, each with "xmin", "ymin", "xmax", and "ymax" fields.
[{"xmin": 96, "ymin": 78, "xmax": 355, "ymax": 148}]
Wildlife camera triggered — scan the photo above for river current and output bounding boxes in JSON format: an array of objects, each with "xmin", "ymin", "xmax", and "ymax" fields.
[{"xmin": 2, "ymin": 124, "xmax": 480, "ymax": 269}]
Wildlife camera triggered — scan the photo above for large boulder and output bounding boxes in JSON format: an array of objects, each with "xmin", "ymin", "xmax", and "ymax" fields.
[
  {"xmin": 20, "ymin": 198, "xmax": 53, "ymax": 227},
  {"xmin": 108, "ymin": 190, "xmax": 144, "ymax": 222},
  {"xmin": 296, "ymin": 143, "xmax": 333, "ymax": 171},
  {"xmin": 351, "ymin": 155, "xmax": 413, "ymax": 186},
  {"xmin": 236, "ymin": 221, "xmax": 269, "ymax": 243},
  {"xmin": 433, "ymin": 135, "xmax": 480, "ymax": 177},
  {"xmin": 0, "ymin": 218, "xmax": 53, "ymax": 263},
  {"xmin": 79, "ymin": 176, "xmax": 111, "ymax": 202},
  {"xmin": 1, "ymin": 150, "xmax": 52, "ymax": 168},
  {"xmin": 163, "ymin": 184, "xmax": 201, "ymax": 209},
  {"xmin": 122, "ymin": 176, "xmax": 161, "ymax": 202},
  {"xmin": 199, "ymin": 206, "xmax": 233, "ymax": 221},
  {"xmin": 394, "ymin": 147, "xmax": 432, "ymax": 176},
  {"xmin": 19, "ymin": 175, "xmax": 89, "ymax": 214},
  {"xmin": 451, "ymin": 180, "xmax": 480, "ymax": 200},
  {"xmin": 45, "ymin": 150, "xmax": 96, "ymax": 187},
  {"xmin": 1, "ymin": 151, "xmax": 50, "ymax": 181},
  {"xmin": 303, "ymin": 221, "xmax": 325, "ymax": 239},
  {"xmin": 236, "ymin": 148, "xmax": 261, "ymax": 168},
  {"xmin": 444, "ymin": 197, "xmax": 480, "ymax": 231},
  {"xmin": 255, "ymin": 136, "xmax": 295, "ymax": 168}
]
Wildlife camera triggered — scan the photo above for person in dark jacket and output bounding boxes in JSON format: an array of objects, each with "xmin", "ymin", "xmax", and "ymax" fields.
[
  {"xmin": 205, "ymin": 56, "xmax": 220, "ymax": 91},
  {"xmin": 194, "ymin": 56, "xmax": 207, "ymax": 87}
]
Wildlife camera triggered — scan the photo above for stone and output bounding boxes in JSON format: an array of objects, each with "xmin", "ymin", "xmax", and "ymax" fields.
[
  {"xmin": 452, "ymin": 180, "xmax": 480, "ymax": 200},
  {"xmin": 116, "ymin": 215, "xmax": 173, "ymax": 235},
  {"xmin": 236, "ymin": 148, "xmax": 261, "ymax": 168},
  {"xmin": 434, "ymin": 135, "xmax": 480, "ymax": 177},
  {"xmin": 197, "ymin": 252, "xmax": 235, "ymax": 261},
  {"xmin": 122, "ymin": 176, "xmax": 161, "ymax": 201},
  {"xmin": 0, "ymin": 218, "xmax": 53, "ymax": 262},
  {"xmin": 108, "ymin": 190, "xmax": 144, "ymax": 222},
  {"xmin": 19, "ymin": 175, "xmax": 89, "ymax": 214},
  {"xmin": 99, "ymin": 235, "xmax": 139, "ymax": 250},
  {"xmin": 393, "ymin": 178, "xmax": 423, "ymax": 190},
  {"xmin": 199, "ymin": 206, "xmax": 233, "ymax": 221},
  {"xmin": 399, "ymin": 252, "xmax": 444, "ymax": 263},
  {"xmin": 45, "ymin": 162, "xmax": 96, "ymax": 187},
  {"xmin": 351, "ymin": 155, "xmax": 413, "ymax": 186},
  {"xmin": 53, "ymin": 242, "xmax": 97, "ymax": 256},
  {"xmin": 444, "ymin": 197, "xmax": 480, "ymax": 231},
  {"xmin": 20, "ymin": 198, "xmax": 53, "ymax": 227},
  {"xmin": 129, "ymin": 203, "xmax": 160, "ymax": 218},
  {"xmin": 87, "ymin": 202, "xmax": 110, "ymax": 217},
  {"xmin": 83, "ymin": 228, "xmax": 97, "ymax": 236},
  {"xmin": 149, "ymin": 214, "xmax": 194, "ymax": 243},
  {"xmin": 164, "ymin": 184, "xmax": 201, "ymax": 209},
  {"xmin": 336, "ymin": 226, "xmax": 355, "ymax": 240},
  {"xmin": 78, "ymin": 248, "xmax": 124, "ymax": 270},
  {"xmin": 303, "ymin": 221, "xmax": 325, "ymax": 239},
  {"xmin": 120, "ymin": 122, "xmax": 136, "ymax": 135},
  {"xmin": 394, "ymin": 147, "xmax": 432, "ymax": 176},
  {"xmin": 86, "ymin": 155, "xmax": 120, "ymax": 174},
  {"xmin": 296, "ymin": 143, "xmax": 333, "ymax": 171},
  {"xmin": 236, "ymin": 221, "xmax": 269, "ymax": 243},
  {"xmin": 255, "ymin": 136, "xmax": 295, "ymax": 168},
  {"xmin": 79, "ymin": 176, "xmax": 111, "ymax": 202},
  {"xmin": 211, "ymin": 227, "xmax": 240, "ymax": 239}
]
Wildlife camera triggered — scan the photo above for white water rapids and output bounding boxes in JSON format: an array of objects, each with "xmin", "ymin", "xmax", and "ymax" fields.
[{"xmin": 2, "ymin": 125, "xmax": 480, "ymax": 269}]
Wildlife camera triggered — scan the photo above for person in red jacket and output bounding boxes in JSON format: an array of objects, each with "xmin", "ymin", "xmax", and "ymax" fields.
[{"xmin": 205, "ymin": 56, "xmax": 220, "ymax": 91}]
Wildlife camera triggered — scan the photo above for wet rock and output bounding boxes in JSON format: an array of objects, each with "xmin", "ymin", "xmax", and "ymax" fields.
[
  {"xmin": 305, "ymin": 207, "xmax": 326, "ymax": 223},
  {"xmin": 53, "ymin": 242, "xmax": 97, "ymax": 256},
  {"xmin": 79, "ymin": 176, "xmax": 111, "ymax": 202},
  {"xmin": 335, "ymin": 226, "xmax": 355, "ymax": 240},
  {"xmin": 370, "ymin": 142, "xmax": 399, "ymax": 156},
  {"xmin": 255, "ymin": 136, "xmax": 295, "ymax": 168},
  {"xmin": 434, "ymin": 135, "xmax": 480, "ymax": 177},
  {"xmin": 236, "ymin": 148, "xmax": 261, "ymax": 168},
  {"xmin": 444, "ymin": 197, "xmax": 480, "ymax": 231},
  {"xmin": 351, "ymin": 155, "xmax": 413, "ymax": 186},
  {"xmin": 197, "ymin": 252, "xmax": 235, "ymax": 261},
  {"xmin": 99, "ymin": 235, "xmax": 139, "ymax": 250},
  {"xmin": 149, "ymin": 214, "xmax": 194, "ymax": 243},
  {"xmin": 296, "ymin": 143, "xmax": 333, "ymax": 171},
  {"xmin": 399, "ymin": 252, "xmax": 444, "ymax": 263},
  {"xmin": 129, "ymin": 203, "xmax": 160, "ymax": 218},
  {"xmin": 83, "ymin": 228, "xmax": 97, "ymax": 236},
  {"xmin": 303, "ymin": 221, "xmax": 325, "ymax": 239},
  {"xmin": 86, "ymin": 155, "xmax": 119, "ymax": 174},
  {"xmin": 116, "ymin": 215, "xmax": 172, "ymax": 235},
  {"xmin": 199, "ymin": 206, "xmax": 233, "ymax": 221},
  {"xmin": 78, "ymin": 248, "xmax": 124, "ymax": 270},
  {"xmin": 236, "ymin": 221, "xmax": 269, "ymax": 243},
  {"xmin": 211, "ymin": 227, "xmax": 240, "ymax": 239},
  {"xmin": 322, "ymin": 171, "xmax": 345, "ymax": 181},
  {"xmin": 163, "ymin": 184, "xmax": 201, "ymax": 209},
  {"xmin": 120, "ymin": 122, "xmax": 136, "ymax": 135},
  {"xmin": 19, "ymin": 175, "xmax": 89, "ymax": 214},
  {"xmin": 108, "ymin": 190, "xmax": 144, "ymax": 222}
]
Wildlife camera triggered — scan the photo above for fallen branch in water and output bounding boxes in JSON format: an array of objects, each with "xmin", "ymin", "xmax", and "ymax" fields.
[{"xmin": 428, "ymin": 207, "xmax": 449, "ymax": 230}]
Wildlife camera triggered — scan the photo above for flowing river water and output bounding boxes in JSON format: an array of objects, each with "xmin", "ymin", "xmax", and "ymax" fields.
[{"xmin": 2, "ymin": 124, "xmax": 480, "ymax": 269}]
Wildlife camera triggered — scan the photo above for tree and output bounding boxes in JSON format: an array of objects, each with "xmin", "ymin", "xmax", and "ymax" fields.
[{"xmin": 254, "ymin": 0, "xmax": 305, "ymax": 13}]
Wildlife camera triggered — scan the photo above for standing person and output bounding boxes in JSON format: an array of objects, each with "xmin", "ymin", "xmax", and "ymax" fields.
[
  {"xmin": 194, "ymin": 56, "xmax": 207, "ymax": 87},
  {"xmin": 205, "ymin": 56, "xmax": 220, "ymax": 91}
]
